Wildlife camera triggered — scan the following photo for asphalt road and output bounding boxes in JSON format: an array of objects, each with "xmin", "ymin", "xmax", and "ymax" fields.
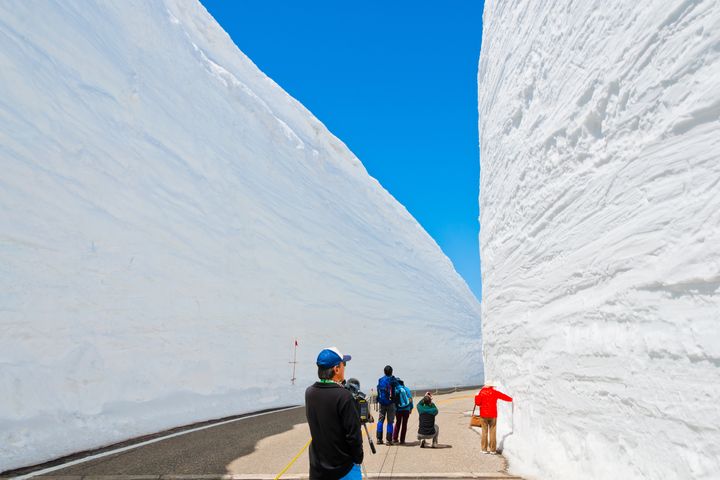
[
  {"xmin": 21, "ymin": 406, "xmax": 307, "ymax": 477},
  {"xmin": 5, "ymin": 389, "xmax": 521, "ymax": 480}
]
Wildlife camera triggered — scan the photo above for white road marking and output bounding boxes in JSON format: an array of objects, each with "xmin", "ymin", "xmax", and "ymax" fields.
[{"xmin": 11, "ymin": 406, "xmax": 303, "ymax": 480}]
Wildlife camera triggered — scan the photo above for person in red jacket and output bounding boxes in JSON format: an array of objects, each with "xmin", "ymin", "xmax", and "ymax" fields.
[{"xmin": 474, "ymin": 381, "xmax": 513, "ymax": 454}]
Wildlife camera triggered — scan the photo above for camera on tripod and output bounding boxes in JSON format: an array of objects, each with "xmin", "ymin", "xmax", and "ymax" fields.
[
  {"xmin": 345, "ymin": 378, "xmax": 374, "ymax": 424},
  {"xmin": 345, "ymin": 378, "xmax": 376, "ymax": 454}
]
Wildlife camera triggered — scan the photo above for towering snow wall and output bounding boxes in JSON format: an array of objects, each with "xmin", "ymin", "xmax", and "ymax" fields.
[
  {"xmin": 0, "ymin": 0, "xmax": 482, "ymax": 471},
  {"xmin": 479, "ymin": 0, "xmax": 720, "ymax": 479}
]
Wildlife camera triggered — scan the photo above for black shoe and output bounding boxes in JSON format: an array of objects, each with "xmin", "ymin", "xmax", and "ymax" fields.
[
  {"xmin": 377, "ymin": 439, "xmax": 384, "ymax": 445},
  {"xmin": 420, "ymin": 440, "xmax": 426, "ymax": 448}
]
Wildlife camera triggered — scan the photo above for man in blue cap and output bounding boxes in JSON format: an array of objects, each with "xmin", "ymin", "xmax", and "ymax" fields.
[{"xmin": 305, "ymin": 347, "xmax": 363, "ymax": 480}]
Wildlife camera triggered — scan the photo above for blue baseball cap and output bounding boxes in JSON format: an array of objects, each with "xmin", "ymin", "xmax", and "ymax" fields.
[{"xmin": 316, "ymin": 347, "xmax": 352, "ymax": 368}]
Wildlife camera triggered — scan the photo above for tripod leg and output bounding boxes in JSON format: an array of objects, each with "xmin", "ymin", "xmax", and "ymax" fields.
[{"xmin": 363, "ymin": 423, "xmax": 377, "ymax": 454}]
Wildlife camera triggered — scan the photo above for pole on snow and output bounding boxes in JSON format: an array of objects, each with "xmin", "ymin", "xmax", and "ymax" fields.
[{"xmin": 290, "ymin": 338, "xmax": 298, "ymax": 385}]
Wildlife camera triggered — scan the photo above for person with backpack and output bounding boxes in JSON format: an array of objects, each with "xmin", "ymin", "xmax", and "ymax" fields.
[
  {"xmin": 376, "ymin": 365, "xmax": 398, "ymax": 445},
  {"xmin": 416, "ymin": 392, "xmax": 439, "ymax": 448},
  {"xmin": 392, "ymin": 378, "xmax": 413, "ymax": 444},
  {"xmin": 474, "ymin": 381, "xmax": 513, "ymax": 454}
]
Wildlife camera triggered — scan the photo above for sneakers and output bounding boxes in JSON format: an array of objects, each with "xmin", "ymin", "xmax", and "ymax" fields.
[{"xmin": 377, "ymin": 439, "xmax": 384, "ymax": 445}]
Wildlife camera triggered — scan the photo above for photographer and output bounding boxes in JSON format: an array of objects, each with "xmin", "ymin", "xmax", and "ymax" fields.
[{"xmin": 305, "ymin": 347, "xmax": 363, "ymax": 480}]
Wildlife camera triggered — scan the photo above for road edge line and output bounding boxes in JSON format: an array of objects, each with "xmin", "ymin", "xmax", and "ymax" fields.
[{"xmin": 9, "ymin": 406, "xmax": 303, "ymax": 480}]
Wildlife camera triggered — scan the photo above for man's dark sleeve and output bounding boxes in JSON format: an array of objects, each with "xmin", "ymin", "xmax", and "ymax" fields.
[{"xmin": 339, "ymin": 392, "xmax": 364, "ymax": 465}]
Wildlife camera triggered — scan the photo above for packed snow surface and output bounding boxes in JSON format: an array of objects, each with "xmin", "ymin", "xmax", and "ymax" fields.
[
  {"xmin": 0, "ymin": 0, "xmax": 482, "ymax": 471},
  {"xmin": 478, "ymin": 0, "xmax": 720, "ymax": 479}
]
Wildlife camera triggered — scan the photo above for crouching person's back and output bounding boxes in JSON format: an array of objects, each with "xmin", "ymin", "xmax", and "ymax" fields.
[{"xmin": 416, "ymin": 392, "xmax": 439, "ymax": 448}]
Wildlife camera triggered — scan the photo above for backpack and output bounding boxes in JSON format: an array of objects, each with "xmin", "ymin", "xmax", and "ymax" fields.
[
  {"xmin": 377, "ymin": 376, "xmax": 396, "ymax": 405},
  {"xmin": 397, "ymin": 385, "xmax": 411, "ymax": 408}
]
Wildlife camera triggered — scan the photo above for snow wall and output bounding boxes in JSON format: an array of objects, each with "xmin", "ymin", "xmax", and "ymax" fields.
[
  {"xmin": 0, "ymin": 0, "xmax": 482, "ymax": 471},
  {"xmin": 478, "ymin": 0, "xmax": 720, "ymax": 479}
]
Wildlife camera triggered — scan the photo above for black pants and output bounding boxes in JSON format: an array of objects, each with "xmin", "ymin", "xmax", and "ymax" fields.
[{"xmin": 393, "ymin": 410, "xmax": 410, "ymax": 443}]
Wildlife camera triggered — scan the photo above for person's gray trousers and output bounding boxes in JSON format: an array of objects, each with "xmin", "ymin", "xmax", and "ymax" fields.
[
  {"xmin": 417, "ymin": 424, "xmax": 439, "ymax": 444},
  {"xmin": 377, "ymin": 403, "xmax": 396, "ymax": 440}
]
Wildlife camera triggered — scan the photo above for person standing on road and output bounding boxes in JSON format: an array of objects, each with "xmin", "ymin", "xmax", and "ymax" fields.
[
  {"xmin": 392, "ymin": 378, "xmax": 413, "ymax": 444},
  {"xmin": 306, "ymin": 347, "xmax": 363, "ymax": 480},
  {"xmin": 474, "ymin": 381, "xmax": 513, "ymax": 454},
  {"xmin": 376, "ymin": 365, "xmax": 398, "ymax": 445},
  {"xmin": 416, "ymin": 392, "xmax": 439, "ymax": 448}
]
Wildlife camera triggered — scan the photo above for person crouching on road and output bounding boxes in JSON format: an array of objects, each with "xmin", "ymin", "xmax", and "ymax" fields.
[
  {"xmin": 474, "ymin": 381, "xmax": 513, "ymax": 454},
  {"xmin": 376, "ymin": 365, "xmax": 398, "ymax": 445},
  {"xmin": 416, "ymin": 392, "xmax": 439, "ymax": 448},
  {"xmin": 305, "ymin": 347, "xmax": 363, "ymax": 480},
  {"xmin": 392, "ymin": 378, "xmax": 413, "ymax": 444}
]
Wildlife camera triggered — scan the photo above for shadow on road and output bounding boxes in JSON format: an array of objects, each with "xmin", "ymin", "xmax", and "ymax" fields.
[{"xmin": 6, "ymin": 406, "xmax": 307, "ymax": 477}]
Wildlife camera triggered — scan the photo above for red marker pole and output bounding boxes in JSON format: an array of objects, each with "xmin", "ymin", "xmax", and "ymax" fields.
[{"xmin": 290, "ymin": 338, "xmax": 298, "ymax": 385}]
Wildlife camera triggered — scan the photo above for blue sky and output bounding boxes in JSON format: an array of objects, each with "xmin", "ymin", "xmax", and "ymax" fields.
[{"xmin": 200, "ymin": 1, "xmax": 485, "ymax": 299}]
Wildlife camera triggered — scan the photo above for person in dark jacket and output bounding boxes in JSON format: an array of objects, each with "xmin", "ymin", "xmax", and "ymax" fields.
[
  {"xmin": 306, "ymin": 347, "xmax": 363, "ymax": 480},
  {"xmin": 416, "ymin": 392, "xmax": 439, "ymax": 448}
]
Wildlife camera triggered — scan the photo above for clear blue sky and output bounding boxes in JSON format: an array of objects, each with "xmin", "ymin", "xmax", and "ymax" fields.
[{"xmin": 200, "ymin": 1, "xmax": 485, "ymax": 299}]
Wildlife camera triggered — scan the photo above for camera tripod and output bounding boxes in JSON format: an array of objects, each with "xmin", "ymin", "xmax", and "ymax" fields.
[{"xmin": 361, "ymin": 421, "xmax": 376, "ymax": 454}]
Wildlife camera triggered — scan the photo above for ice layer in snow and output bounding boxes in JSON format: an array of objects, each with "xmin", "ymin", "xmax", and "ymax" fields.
[
  {"xmin": 478, "ymin": 1, "xmax": 720, "ymax": 479},
  {"xmin": 0, "ymin": 0, "xmax": 482, "ymax": 471}
]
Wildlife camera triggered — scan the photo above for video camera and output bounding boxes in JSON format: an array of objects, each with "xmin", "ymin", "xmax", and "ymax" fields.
[
  {"xmin": 345, "ymin": 378, "xmax": 376, "ymax": 454},
  {"xmin": 345, "ymin": 378, "xmax": 374, "ymax": 424}
]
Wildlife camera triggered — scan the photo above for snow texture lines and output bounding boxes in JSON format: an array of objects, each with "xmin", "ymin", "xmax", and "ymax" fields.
[{"xmin": 478, "ymin": 0, "xmax": 720, "ymax": 479}]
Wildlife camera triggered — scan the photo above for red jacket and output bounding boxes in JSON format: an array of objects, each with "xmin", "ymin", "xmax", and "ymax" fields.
[{"xmin": 474, "ymin": 387, "xmax": 512, "ymax": 418}]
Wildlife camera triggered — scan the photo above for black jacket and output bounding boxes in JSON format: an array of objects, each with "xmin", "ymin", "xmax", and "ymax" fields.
[
  {"xmin": 417, "ymin": 401, "xmax": 438, "ymax": 436},
  {"xmin": 305, "ymin": 382, "xmax": 364, "ymax": 480}
]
